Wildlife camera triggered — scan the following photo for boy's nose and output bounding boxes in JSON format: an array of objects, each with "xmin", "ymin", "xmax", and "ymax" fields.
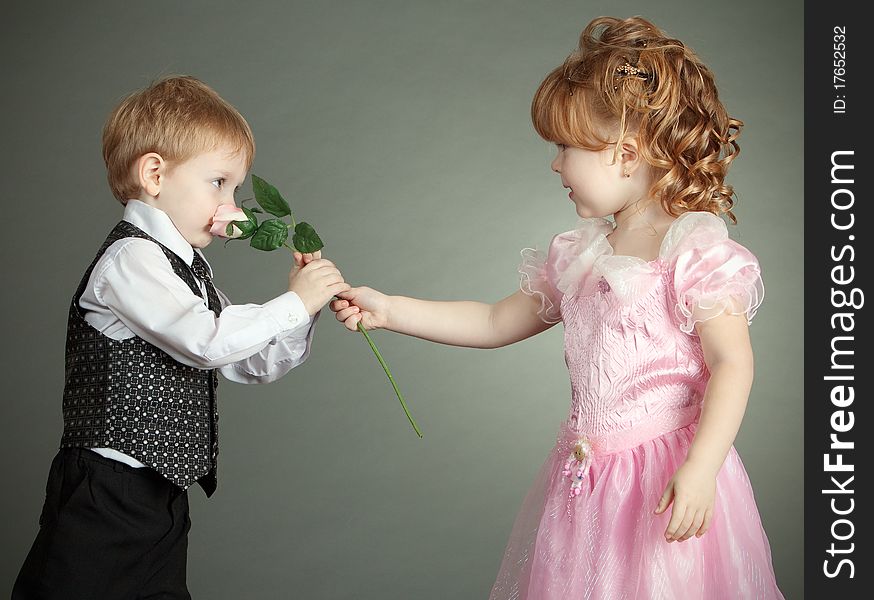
[{"xmin": 551, "ymin": 157, "xmax": 561, "ymax": 173}]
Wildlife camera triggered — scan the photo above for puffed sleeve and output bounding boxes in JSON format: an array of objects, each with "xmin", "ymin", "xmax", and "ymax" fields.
[
  {"xmin": 668, "ymin": 213, "xmax": 765, "ymax": 335},
  {"xmin": 518, "ymin": 238, "xmax": 563, "ymax": 324},
  {"xmin": 519, "ymin": 219, "xmax": 613, "ymax": 323}
]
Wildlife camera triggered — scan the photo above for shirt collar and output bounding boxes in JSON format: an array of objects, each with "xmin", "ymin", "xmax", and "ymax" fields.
[{"xmin": 122, "ymin": 199, "xmax": 207, "ymax": 269}]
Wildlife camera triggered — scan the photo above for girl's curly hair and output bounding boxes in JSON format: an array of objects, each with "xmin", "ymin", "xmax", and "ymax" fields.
[{"xmin": 531, "ymin": 16, "xmax": 742, "ymax": 222}]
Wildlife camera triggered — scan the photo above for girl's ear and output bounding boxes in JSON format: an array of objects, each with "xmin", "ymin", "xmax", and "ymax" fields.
[
  {"xmin": 618, "ymin": 138, "xmax": 641, "ymax": 176},
  {"xmin": 136, "ymin": 152, "xmax": 166, "ymax": 198}
]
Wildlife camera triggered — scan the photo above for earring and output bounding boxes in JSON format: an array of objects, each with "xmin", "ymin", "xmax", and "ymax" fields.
[{"xmin": 623, "ymin": 170, "xmax": 630, "ymax": 178}]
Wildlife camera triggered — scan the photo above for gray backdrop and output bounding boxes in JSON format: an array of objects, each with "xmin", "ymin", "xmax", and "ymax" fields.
[{"xmin": 1, "ymin": 1, "xmax": 802, "ymax": 598}]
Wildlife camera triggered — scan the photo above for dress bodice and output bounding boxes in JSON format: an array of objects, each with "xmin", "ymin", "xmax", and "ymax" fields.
[{"xmin": 520, "ymin": 212, "xmax": 764, "ymax": 441}]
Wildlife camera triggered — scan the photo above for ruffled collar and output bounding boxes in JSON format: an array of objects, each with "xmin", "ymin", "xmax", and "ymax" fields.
[{"xmin": 554, "ymin": 212, "xmax": 728, "ymax": 304}]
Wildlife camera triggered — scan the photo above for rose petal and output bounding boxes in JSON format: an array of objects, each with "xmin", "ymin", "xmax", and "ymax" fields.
[
  {"xmin": 210, "ymin": 205, "xmax": 249, "ymax": 238},
  {"xmin": 212, "ymin": 205, "xmax": 247, "ymax": 221},
  {"xmin": 209, "ymin": 221, "xmax": 230, "ymax": 237}
]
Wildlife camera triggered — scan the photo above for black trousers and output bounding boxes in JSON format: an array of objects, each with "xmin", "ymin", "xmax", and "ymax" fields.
[{"xmin": 12, "ymin": 448, "xmax": 192, "ymax": 600}]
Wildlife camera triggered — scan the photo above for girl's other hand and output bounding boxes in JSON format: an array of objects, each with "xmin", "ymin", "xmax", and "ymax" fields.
[
  {"xmin": 330, "ymin": 286, "xmax": 390, "ymax": 331},
  {"xmin": 654, "ymin": 459, "xmax": 717, "ymax": 542}
]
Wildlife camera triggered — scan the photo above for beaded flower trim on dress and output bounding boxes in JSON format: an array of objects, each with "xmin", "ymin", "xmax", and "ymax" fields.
[{"xmin": 562, "ymin": 438, "xmax": 593, "ymax": 498}]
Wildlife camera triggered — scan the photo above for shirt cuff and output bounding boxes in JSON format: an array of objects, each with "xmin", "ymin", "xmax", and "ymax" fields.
[{"xmin": 263, "ymin": 291, "xmax": 311, "ymax": 334}]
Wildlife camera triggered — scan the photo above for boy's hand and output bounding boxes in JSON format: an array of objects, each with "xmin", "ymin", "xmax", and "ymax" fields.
[
  {"xmin": 654, "ymin": 459, "xmax": 717, "ymax": 542},
  {"xmin": 292, "ymin": 250, "xmax": 322, "ymax": 271},
  {"xmin": 330, "ymin": 287, "xmax": 390, "ymax": 331},
  {"xmin": 288, "ymin": 251, "xmax": 350, "ymax": 316}
]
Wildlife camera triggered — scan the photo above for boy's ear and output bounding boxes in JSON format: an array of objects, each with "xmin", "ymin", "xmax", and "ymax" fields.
[{"xmin": 136, "ymin": 152, "xmax": 166, "ymax": 198}]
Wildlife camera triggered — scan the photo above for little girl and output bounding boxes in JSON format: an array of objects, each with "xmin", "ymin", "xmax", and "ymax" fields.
[{"xmin": 332, "ymin": 16, "xmax": 784, "ymax": 599}]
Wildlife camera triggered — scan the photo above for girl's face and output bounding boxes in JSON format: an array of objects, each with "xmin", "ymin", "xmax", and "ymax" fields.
[{"xmin": 550, "ymin": 143, "xmax": 634, "ymax": 219}]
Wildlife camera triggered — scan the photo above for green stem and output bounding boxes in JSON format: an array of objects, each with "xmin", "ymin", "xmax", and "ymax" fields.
[
  {"xmin": 282, "ymin": 246, "xmax": 419, "ymax": 436},
  {"xmin": 357, "ymin": 322, "xmax": 422, "ymax": 438}
]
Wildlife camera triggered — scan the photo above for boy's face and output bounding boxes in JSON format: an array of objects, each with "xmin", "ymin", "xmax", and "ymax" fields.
[{"xmin": 144, "ymin": 144, "xmax": 248, "ymax": 248}]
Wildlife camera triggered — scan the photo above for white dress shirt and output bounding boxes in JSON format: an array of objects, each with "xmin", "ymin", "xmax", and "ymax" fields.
[{"xmin": 80, "ymin": 200, "xmax": 317, "ymax": 467}]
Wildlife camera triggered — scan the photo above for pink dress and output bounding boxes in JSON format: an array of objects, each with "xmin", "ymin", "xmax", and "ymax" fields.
[{"xmin": 490, "ymin": 212, "xmax": 783, "ymax": 599}]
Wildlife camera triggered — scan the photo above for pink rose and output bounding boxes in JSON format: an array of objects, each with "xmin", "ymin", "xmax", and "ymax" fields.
[{"xmin": 209, "ymin": 205, "xmax": 249, "ymax": 238}]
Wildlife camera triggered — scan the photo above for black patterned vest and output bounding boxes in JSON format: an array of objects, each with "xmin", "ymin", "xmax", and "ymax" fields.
[{"xmin": 60, "ymin": 221, "xmax": 220, "ymax": 496}]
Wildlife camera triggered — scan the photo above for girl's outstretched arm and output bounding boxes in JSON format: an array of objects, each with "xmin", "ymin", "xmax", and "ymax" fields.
[
  {"xmin": 654, "ymin": 312, "xmax": 755, "ymax": 542},
  {"xmin": 331, "ymin": 287, "xmax": 556, "ymax": 349}
]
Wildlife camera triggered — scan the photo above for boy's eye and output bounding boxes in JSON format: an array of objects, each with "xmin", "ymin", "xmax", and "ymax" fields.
[
  {"xmin": 212, "ymin": 178, "xmax": 225, "ymax": 189},
  {"xmin": 556, "ymin": 143, "xmax": 566, "ymax": 151}
]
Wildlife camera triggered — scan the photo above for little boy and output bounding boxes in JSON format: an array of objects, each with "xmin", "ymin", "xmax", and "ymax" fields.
[{"xmin": 12, "ymin": 75, "xmax": 348, "ymax": 599}]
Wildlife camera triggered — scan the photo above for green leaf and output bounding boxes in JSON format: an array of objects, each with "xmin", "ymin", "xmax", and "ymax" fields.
[
  {"xmin": 234, "ymin": 220, "xmax": 258, "ymax": 240},
  {"xmin": 249, "ymin": 219, "xmax": 289, "ymax": 251},
  {"xmin": 233, "ymin": 207, "xmax": 259, "ymax": 240},
  {"xmin": 252, "ymin": 174, "xmax": 291, "ymax": 218},
  {"xmin": 241, "ymin": 206, "xmax": 259, "ymax": 224},
  {"xmin": 292, "ymin": 222, "xmax": 324, "ymax": 253},
  {"xmin": 221, "ymin": 206, "xmax": 259, "ymax": 241}
]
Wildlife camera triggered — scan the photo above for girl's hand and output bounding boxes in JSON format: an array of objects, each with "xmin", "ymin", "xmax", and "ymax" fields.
[
  {"xmin": 330, "ymin": 287, "xmax": 390, "ymax": 331},
  {"xmin": 654, "ymin": 459, "xmax": 717, "ymax": 542}
]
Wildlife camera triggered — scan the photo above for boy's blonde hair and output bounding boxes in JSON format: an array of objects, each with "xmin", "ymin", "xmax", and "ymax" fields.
[
  {"xmin": 102, "ymin": 75, "xmax": 256, "ymax": 204},
  {"xmin": 532, "ymin": 16, "xmax": 742, "ymax": 222}
]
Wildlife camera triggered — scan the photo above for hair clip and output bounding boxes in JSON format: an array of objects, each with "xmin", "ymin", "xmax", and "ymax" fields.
[
  {"xmin": 615, "ymin": 63, "xmax": 647, "ymax": 78},
  {"xmin": 613, "ymin": 63, "xmax": 651, "ymax": 90}
]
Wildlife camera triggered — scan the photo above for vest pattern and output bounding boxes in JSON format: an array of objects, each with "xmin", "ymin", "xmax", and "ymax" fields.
[{"xmin": 60, "ymin": 221, "xmax": 220, "ymax": 496}]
